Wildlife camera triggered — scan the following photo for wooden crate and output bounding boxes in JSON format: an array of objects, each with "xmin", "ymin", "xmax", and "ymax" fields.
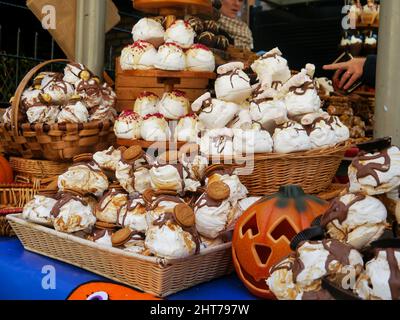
[{"xmin": 115, "ymin": 57, "xmax": 216, "ymax": 111}]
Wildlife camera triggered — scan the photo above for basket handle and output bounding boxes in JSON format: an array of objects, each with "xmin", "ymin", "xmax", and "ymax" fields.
[{"xmin": 11, "ymin": 59, "xmax": 70, "ymax": 137}]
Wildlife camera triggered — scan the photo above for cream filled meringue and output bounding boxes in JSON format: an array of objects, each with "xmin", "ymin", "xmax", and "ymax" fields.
[
  {"xmin": 63, "ymin": 63, "xmax": 92, "ymax": 86},
  {"xmin": 227, "ymin": 109, "xmax": 253, "ymax": 130},
  {"xmin": 155, "ymin": 42, "xmax": 186, "ymax": 71},
  {"xmin": 120, "ymin": 40, "xmax": 157, "ymax": 70},
  {"xmin": 185, "ymin": 44, "xmax": 215, "ymax": 72},
  {"xmin": 58, "ymin": 161, "xmax": 109, "ymax": 197},
  {"xmin": 113, "ymin": 110, "xmax": 142, "ymax": 140},
  {"xmin": 348, "ymin": 146, "xmax": 400, "ymax": 195},
  {"xmin": 206, "ymin": 173, "xmax": 248, "ymax": 205},
  {"xmin": 75, "ymin": 79, "xmax": 103, "ymax": 109},
  {"xmin": 140, "ymin": 114, "xmax": 170, "ymax": 141},
  {"xmin": 115, "ymin": 161, "xmax": 151, "ymax": 195},
  {"xmin": 22, "ymin": 194, "xmax": 57, "ymax": 226},
  {"xmin": 158, "ymin": 90, "xmax": 190, "ymax": 120},
  {"xmin": 307, "ymin": 119, "xmax": 338, "ymax": 149},
  {"xmin": 117, "ymin": 195, "xmax": 148, "ymax": 233},
  {"xmin": 51, "ymin": 193, "xmax": 96, "ymax": 233},
  {"xmin": 233, "ymin": 128, "xmax": 273, "ymax": 154},
  {"xmin": 57, "ymin": 99, "xmax": 89, "ymax": 123},
  {"xmin": 278, "ymin": 69, "xmax": 321, "ymax": 117},
  {"xmin": 320, "ymin": 193, "xmax": 387, "ymax": 250},
  {"xmin": 95, "ymin": 189, "xmax": 128, "ymax": 224},
  {"xmin": 196, "ymin": 96, "xmax": 240, "ymax": 130},
  {"xmin": 164, "ymin": 20, "xmax": 195, "ymax": 49},
  {"xmin": 88, "ymin": 105, "xmax": 117, "ymax": 122},
  {"xmin": 273, "ymin": 122, "xmax": 312, "ymax": 153},
  {"xmin": 41, "ymin": 80, "xmax": 74, "ymax": 104},
  {"xmin": 215, "ymin": 62, "xmax": 252, "ymax": 104},
  {"xmin": 145, "ymin": 213, "xmax": 198, "ymax": 259},
  {"xmin": 199, "ymin": 128, "xmax": 235, "ymax": 157},
  {"xmin": 175, "ymin": 114, "xmax": 200, "ymax": 142},
  {"xmin": 131, "ymin": 18, "xmax": 165, "ymax": 48},
  {"xmin": 250, "ymin": 48, "xmax": 291, "ymax": 90},
  {"xmin": 355, "ymin": 248, "xmax": 400, "ymax": 300},
  {"xmin": 133, "ymin": 92, "xmax": 159, "ymax": 117},
  {"xmin": 26, "ymin": 105, "xmax": 60, "ymax": 124}
]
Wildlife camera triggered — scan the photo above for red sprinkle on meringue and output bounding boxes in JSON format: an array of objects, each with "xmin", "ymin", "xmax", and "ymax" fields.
[
  {"xmin": 143, "ymin": 113, "xmax": 164, "ymax": 120},
  {"xmin": 171, "ymin": 90, "xmax": 186, "ymax": 97},
  {"xmin": 163, "ymin": 42, "xmax": 183, "ymax": 49},
  {"xmin": 119, "ymin": 110, "xmax": 140, "ymax": 120},
  {"xmin": 179, "ymin": 113, "xmax": 197, "ymax": 120},
  {"xmin": 191, "ymin": 44, "xmax": 211, "ymax": 51},
  {"xmin": 138, "ymin": 91, "xmax": 159, "ymax": 99}
]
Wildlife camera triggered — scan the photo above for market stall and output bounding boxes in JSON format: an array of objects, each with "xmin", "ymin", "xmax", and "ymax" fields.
[{"xmin": 1, "ymin": 0, "xmax": 400, "ymax": 302}]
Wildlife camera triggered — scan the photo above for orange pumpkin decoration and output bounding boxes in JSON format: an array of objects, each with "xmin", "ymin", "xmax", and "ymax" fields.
[
  {"xmin": 67, "ymin": 281, "xmax": 161, "ymax": 300},
  {"xmin": 232, "ymin": 185, "xmax": 329, "ymax": 299},
  {"xmin": 0, "ymin": 156, "xmax": 13, "ymax": 184}
]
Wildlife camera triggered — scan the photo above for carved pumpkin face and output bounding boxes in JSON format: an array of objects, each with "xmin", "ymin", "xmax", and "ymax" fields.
[{"xmin": 232, "ymin": 185, "xmax": 329, "ymax": 299}]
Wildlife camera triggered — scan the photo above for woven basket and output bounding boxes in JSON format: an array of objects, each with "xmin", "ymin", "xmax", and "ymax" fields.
[
  {"xmin": 9, "ymin": 157, "xmax": 69, "ymax": 180},
  {"xmin": 229, "ymin": 142, "xmax": 350, "ymax": 196},
  {"xmin": 0, "ymin": 182, "xmax": 43, "ymax": 236},
  {"xmin": 0, "ymin": 59, "xmax": 115, "ymax": 161},
  {"xmin": 7, "ymin": 214, "xmax": 233, "ymax": 297}
]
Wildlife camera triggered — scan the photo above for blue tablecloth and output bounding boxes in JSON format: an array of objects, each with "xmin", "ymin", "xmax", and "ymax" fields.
[{"xmin": 0, "ymin": 237, "xmax": 256, "ymax": 300}]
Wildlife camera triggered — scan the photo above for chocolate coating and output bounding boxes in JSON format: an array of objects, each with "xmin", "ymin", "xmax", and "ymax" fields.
[{"xmin": 198, "ymin": 31, "xmax": 216, "ymax": 48}]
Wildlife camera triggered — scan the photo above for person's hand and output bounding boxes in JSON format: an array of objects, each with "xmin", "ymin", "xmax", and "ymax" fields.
[{"xmin": 323, "ymin": 58, "xmax": 366, "ymax": 90}]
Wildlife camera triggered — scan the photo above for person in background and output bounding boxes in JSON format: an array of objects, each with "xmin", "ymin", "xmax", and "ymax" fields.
[
  {"xmin": 217, "ymin": 0, "xmax": 254, "ymax": 51},
  {"xmin": 323, "ymin": 55, "xmax": 377, "ymax": 90}
]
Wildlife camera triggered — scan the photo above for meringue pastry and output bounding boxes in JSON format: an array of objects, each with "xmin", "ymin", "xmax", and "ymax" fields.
[
  {"xmin": 22, "ymin": 194, "xmax": 57, "ymax": 226},
  {"xmin": 278, "ymin": 68, "xmax": 321, "ymax": 117},
  {"xmin": 93, "ymin": 147, "xmax": 122, "ymax": 172},
  {"xmin": 250, "ymin": 48, "xmax": 291, "ymax": 90},
  {"xmin": 164, "ymin": 20, "xmax": 195, "ymax": 49},
  {"xmin": 120, "ymin": 40, "xmax": 157, "ymax": 70},
  {"xmin": 63, "ymin": 63, "xmax": 92, "ymax": 86},
  {"xmin": 57, "ymin": 98, "xmax": 89, "ymax": 123},
  {"xmin": 90, "ymin": 229, "xmax": 113, "ymax": 247},
  {"xmin": 133, "ymin": 92, "xmax": 159, "ymax": 117},
  {"xmin": 145, "ymin": 212, "xmax": 198, "ymax": 259},
  {"xmin": 233, "ymin": 128, "xmax": 273, "ymax": 154},
  {"xmin": 140, "ymin": 114, "xmax": 170, "ymax": 141},
  {"xmin": 95, "ymin": 189, "xmax": 128, "ymax": 224},
  {"xmin": 158, "ymin": 90, "xmax": 190, "ymax": 120},
  {"xmin": 215, "ymin": 62, "xmax": 252, "ymax": 104},
  {"xmin": 41, "ymin": 80, "xmax": 74, "ymax": 104},
  {"xmin": 116, "ymin": 161, "xmax": 151, "ymax": 195},
  {"xmin": 26, "ymin": 105, "xmax": 60, "ymax": 124},
  {"xmin": 355, "ymin": 248, "xmax": 400, "ymax": 300},
  {"xmin": 58, "ymin": 161, "xmax": 109, "ymax": 197},
  {"xmin": 117, "ymin": 195, "xmax": 148, "ymax": 233},
  {"xmin": 75, "ymin": 79, "xmax": 103, "ymax": 109},
  {"xmin": 51, "ymin": 192, "xmax": 96, "ymax": 233},
  {"xmin": 88, "ymin": 105, "xmax": 117, "ymax": 122},
  {"xmin": 185, "ymin": 44, "xmax": 215, "ymax": 72},
  {"xmin": 21, "ymin": 88, "xmax": 41, "ymax": 109},
  {"xmin": 155, "ymin": 42, "xmax": 186, "ymax": 71},
  {"xmin": 131, "ymin": 18, "xmax": 165, "ymax": 48},
  {"xmin": 273, "ymin": 122, "xmax": 312, "ymax": 153},
  {"xmin": 348, "ymin": 146, "xmax": 400, "ymax": 195},
  {"xmin": 113, "ymin": 110, "xmax": 142, "ymax": 140},
  {"xmin": 206, "ymin": 173, "xmax": 248, "ymax": 205},
  {"xmin": 175, "ymin": 114, "xmax": 200, "ymax": 142},
  {"xmin": 321, "ymin": 193, "xmax": 387, "ymax": 250},
  {"xmin": 199, "ymin": 128, "xmax": 235, "ymax": 157}
]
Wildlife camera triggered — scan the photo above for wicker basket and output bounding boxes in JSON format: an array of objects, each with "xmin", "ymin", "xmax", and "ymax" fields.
[
  {"xmin": 0, "ymin": 182, "xmax": 43, "ymax": 236},
  {"xmin": 229, "ymin": 142, "xmax": 350, "ymax": 196},
  {"xmin": 9, "ymin": 157, "xmax": 70, "ymax": 180},
  {"xmin": 0, "ymin": 59, "xmax": 115, "ymax": 161},
  {"xmin": 7, "ymin": 214, "xmax": 233, "ymax": 297}
]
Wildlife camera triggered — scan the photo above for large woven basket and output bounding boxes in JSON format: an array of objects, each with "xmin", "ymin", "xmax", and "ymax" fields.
[
  {"xmin": 0, "ymin": 59, "xmax": 115, "ymax": 161},
  {"xmin": 7, "ymin": 214, "xmax": 233, "ymax": 297},
  {"xmin": 229, "ymin": 142, "xmax": 350, "ymax": 196},
  {"xmin": 9, "ymin": 157, "xmax": 69, "ymax": 180}
]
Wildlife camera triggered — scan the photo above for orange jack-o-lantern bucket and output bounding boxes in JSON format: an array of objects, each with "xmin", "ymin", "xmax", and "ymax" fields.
[{"xmin": 232, "ymin": 185, "xmax": 329, "ymax": 299}]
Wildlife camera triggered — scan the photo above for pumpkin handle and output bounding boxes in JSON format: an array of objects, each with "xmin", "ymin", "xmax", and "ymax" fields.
[{"xmin": 11, "ymin": 59, "xmax": 71, "ymax": 137}]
